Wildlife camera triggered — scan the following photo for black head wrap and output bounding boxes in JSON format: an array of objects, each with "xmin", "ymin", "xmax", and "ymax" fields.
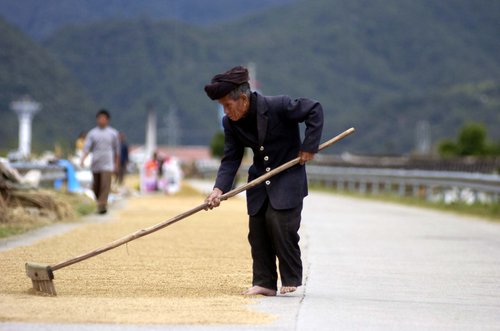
[{"xmin": 204, "ymin": 66, "xmax": 249, "ymax": 100}]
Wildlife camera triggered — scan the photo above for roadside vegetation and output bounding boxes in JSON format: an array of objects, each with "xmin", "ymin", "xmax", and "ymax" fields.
[
  {"xmin": 438, "ymin": 123, "xmax": 500, "ymax": 157},
  {"xmin": 0, "ymin": 190, "xmax": 95, "ymax": 239},
  {"xmin": 311, "ymin": 184, "xmax": 500, "ymax": 222}
]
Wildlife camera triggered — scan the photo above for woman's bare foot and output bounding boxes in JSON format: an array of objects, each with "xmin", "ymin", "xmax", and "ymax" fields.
[
  {"xmin": 280, "ymin": 286, "xmax": 297, "ymax": 294},
  {"xmin": 243, "ymin": 286, "xmax": 277, "ymax": 296}
]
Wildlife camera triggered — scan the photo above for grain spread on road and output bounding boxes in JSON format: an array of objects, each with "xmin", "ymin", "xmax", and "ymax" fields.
[{"xmin": 0, "ymin": 190, "xmax": 273, "ymax": 324}]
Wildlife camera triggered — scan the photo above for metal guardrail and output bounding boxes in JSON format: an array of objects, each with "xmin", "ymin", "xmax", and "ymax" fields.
[
  {"xmin": 195, "ymin": 161, "xmax": 500, "ymax": 202},
  {"xmin": 9, "ymin": 163, "xmax": 66, "ymax": 183},
  {"xmin": 9, "ymin": 161, "xmax": 500, "ymax": 202},
  {"xmin": 306, "ymin": 166, "xmax": 500, "ymax": 195}
]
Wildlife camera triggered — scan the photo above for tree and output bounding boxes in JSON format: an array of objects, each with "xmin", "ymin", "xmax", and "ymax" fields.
[
  {"xmin": 210, "ymin": 131, "xmax": 225, "ymax": 158},
  {"xmin": 438, "ymin": 122, "xmax": 498, "ymax": 157},
  {"xmin": 457, "ymin": 123, "xmax": 487, "ymax": 156},
  {"xmin": 438, "ymin": 139, "xmax": 459, "ymax": 157}
]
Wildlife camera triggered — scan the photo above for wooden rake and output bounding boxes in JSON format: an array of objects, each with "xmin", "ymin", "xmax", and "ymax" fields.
[{"xmin": 25, "ymin": 127, "xmax": 355, "ymax": 296}]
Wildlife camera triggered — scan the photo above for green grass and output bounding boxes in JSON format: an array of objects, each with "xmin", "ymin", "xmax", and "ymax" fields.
[
  {"xmin": 56, "ymin": 191, "xmax": 96, "ymax": 216},
  {"xmin": 0, "ymin": 225, "xmax": 27, "ymax": 239},
  {"xmin": 74, "ymin": 202, "xmax": 96, "ymax": 216},
  {"xmin": 311, "ymin": 184, "xmax": 500, "ymax": 221}
]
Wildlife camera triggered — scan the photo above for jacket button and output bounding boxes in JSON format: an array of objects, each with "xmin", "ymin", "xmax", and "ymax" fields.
[
  {"xmin": 266, "ymin": 167, "xmax": 271, "ymax": 172},
  {"xmin": 259, "ymin": 146, "xmax": 264, "ymax": 151},
  {"xmin": 265, "ymin": 180, "xmax": 271, "ymax": 185},
  {"xmin": 264, "ymin": 156, "xmax": 269, "ymax": 161}
]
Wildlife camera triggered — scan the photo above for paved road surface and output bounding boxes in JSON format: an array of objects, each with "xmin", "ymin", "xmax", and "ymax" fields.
[
  {"xmin": 2, "ymin": 183, "xmax": 500, "ymax": 330},
  {"xmin": 297, "ymin": 192, "xmax": 500, "ymax": 330}
]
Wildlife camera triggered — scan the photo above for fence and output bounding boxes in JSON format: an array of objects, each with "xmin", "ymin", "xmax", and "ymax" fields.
[
  {"xmin": 306, "ymin": 165, "xmax": 500, "ymax": 203},
  {"xmin": 195, "ymin": 161, "xmax": 500, "ymax": 203},
  {"xmin": 9, "ymin": 162, "xmax": 66, "ymax": 185},
  {"xmin": 10, "ymin": 161, "xmax": 500, "ymax": 203}
]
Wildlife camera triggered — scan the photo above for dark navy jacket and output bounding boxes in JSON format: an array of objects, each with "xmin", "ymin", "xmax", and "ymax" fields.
[{"xmin": 214, "ymin": 92, "xmax": 324, "ymax": 216}]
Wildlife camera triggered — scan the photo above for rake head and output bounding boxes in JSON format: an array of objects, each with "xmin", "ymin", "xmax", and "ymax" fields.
[{"xmin": 25, "ymin": 262, "xmax": 56, "ymax": 296}]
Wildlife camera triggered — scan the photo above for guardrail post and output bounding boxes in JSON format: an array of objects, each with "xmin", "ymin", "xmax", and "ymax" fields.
[
  {"xmin": 337, "ymin": 179, "xmax": 345, "ymax": 191},
  {"xmin": 385, "ymin": 181, "xmax": 392, "ymax": 194},
  {"xmin": 425, "ymin": 186, "xmax": 433, "ymax": 201},
  {"xmin": 472, "ymin": 190, "xmax": 479, "ymax": 204},
  {"xmin": 348, "ymin": 178, "xmax": 355, "ymax": 192},
  {"xmin": 412, "ymin": 183, "xmax": 419, "ymax": 198},
  {"xmin": 359, "ymin": 180, "xmax": 367, "ymax": 194},
  {"xmin": 440, "ymin": 187, "xmax": 447, "ymax": 203},
  {"xmin": 398, "ymin": 181, "xmax": 405, "ymax": 197}
]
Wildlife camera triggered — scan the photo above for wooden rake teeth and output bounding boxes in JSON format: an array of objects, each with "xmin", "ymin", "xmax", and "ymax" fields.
[{"xmin": 25, "ymin": 262, "xmax": 57, "ymax": 296}]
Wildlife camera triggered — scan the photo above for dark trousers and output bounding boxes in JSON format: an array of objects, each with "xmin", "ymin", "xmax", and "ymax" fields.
[
  {"xmin": 248, "ymin": 198, "xmax": 303, "ymax": 291},
  {"xmin": 116, "ymin": 164, "xmax": 127, "ymax": 185},
  {"xmin": 92, "ymin": 172, "xmax": 112, "ymax": 210}
]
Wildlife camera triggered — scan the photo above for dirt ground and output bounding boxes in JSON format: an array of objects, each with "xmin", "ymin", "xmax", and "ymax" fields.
[{"xmin": 0, "ymin": 188, "xmax": 273, "ymax": 325}]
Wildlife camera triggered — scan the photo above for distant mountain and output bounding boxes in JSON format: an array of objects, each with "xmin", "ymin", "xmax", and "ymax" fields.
[
  {"xmin": 42, "ymin": 0, "xmax": 500, "ymax": 153},
  {"xmin": 213, "ymin": 0, "xmax": 500, "ymax": 152},
  {"xmin": 44, "ymin": 19, "xmax": 219, "ymax": 146},
  {"xmin": 356, "ymin": 81, "xmax": 500, "ymax": 154},
  {"xmin": 0, "ymin": 0, "xmax": 297, "ymax": 39},
  {"xmin": 0, "ymin": 18, "xmax": 96, "ymax": 153}
]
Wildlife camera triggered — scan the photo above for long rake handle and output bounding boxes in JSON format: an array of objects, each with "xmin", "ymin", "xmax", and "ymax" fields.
[{"xmin": 51, "ymin": 127, "xmax": 355, "ymax": 271}]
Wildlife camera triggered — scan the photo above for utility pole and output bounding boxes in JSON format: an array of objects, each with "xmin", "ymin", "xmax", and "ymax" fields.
[
  {"xmin": 145, "ymin": 104, "xmax": 157, "ymax": 161},
  {"xmin": 415, "ymin": 120, "xmax": 431, "ymax": 155},
  {"xmin": 248, "ymin": 61, "xmax": 260, "ymax": 91},
  {"xmin": 164, "ymin": 106, "xmax": 180, "ymax": 147}
]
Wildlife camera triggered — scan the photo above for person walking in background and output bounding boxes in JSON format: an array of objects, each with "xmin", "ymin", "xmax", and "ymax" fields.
[
  {"xmin": 81, "ymin": 109, "xmax": 119, "ymax": 214},
  {"xmin": 116, "ymin": 132, "xmax": 129, "ymax": 185},
  {"xmin": 75, "ymin": 131, "xmax": 87, "ymax": 157}
]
